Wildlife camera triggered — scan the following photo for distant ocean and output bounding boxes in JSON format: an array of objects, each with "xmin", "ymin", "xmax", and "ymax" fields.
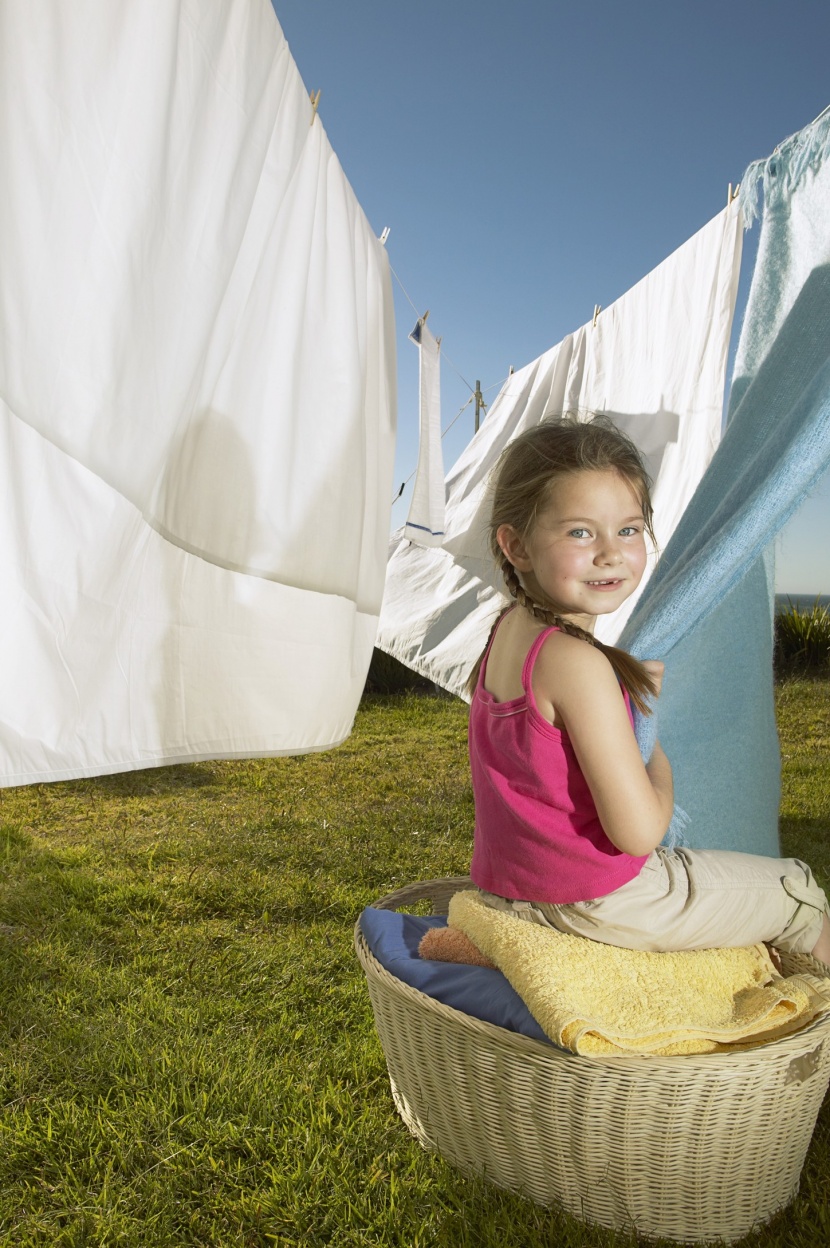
[{"xmin": 775, "ymin": 593, "xmax": 830, "ymax": 613}]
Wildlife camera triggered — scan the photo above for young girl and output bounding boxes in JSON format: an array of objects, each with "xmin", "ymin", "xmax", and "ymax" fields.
[{"xmin": 468, "ymin": 415, "xmax": 830, "ymax": 964}]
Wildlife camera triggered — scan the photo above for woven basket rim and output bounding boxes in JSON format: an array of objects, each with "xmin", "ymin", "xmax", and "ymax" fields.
[{"xmin": 357, "ymin": 876, "xmax": 830, "ymax": 1070}]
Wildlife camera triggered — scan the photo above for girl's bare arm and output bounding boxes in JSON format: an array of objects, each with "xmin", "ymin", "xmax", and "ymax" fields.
[{"xmin": 532, "ymin": 634, "xmax": 674, "ymax": 857}]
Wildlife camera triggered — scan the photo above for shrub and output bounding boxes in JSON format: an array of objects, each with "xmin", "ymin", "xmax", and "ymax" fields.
[
  {"xmin": 774, "ymin": 598, "xmax": 830, "ymax": 673},
  {"xmin": 362, "ymin": 647, "xmax": 435, "ymax": 695}
]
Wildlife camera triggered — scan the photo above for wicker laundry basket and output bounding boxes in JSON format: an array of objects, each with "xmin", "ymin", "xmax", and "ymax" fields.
[{"xmin": 355, "ymin": 876, "xmax": 830, "ymax": 1246}]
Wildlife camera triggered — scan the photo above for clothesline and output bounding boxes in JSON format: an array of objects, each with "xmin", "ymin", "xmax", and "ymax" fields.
[{"xmin": 389, "ymin": 261, "xmax": 477, "ymax": 397}]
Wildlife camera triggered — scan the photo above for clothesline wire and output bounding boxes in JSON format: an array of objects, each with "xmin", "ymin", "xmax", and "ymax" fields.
[
  {"xmin": 389, "ymin": 261, "xmax": 476, "ymax": 398},
  {"xmin": 388, "ymin": 104, "xmax": 830, "ymax": 497},
  {"xmin": 439, "ymin": 394, "xmax": 475, "ymax": 440}
]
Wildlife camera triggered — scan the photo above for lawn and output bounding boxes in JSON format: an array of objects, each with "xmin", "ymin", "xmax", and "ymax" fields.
[{"xmin": 0, "ymin": 678, "xmax": 828, "ymax": 1247}]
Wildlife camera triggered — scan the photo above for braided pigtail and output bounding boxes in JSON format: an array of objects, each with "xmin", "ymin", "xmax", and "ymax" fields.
[
  {"xmin": 465, "ymin": 559, "xmax": 658, "ymax": 714},
  {"xmin": 465, "ymin": 558, "xmax": 563, "ymax": 696},
  {"xmin": 593, "ymin": 640, "xmax": 658, "ymax": 716},
  {"xmin": 501, "ymin": 560, "xmax": 551, "ymax": 626},
  {"xmin": 503, "ymin": 556, "xmax": 658, "ymax": 715},
  {"xmin": 468, "ymin": 413, "xmax": 660, "ymax": 713}
]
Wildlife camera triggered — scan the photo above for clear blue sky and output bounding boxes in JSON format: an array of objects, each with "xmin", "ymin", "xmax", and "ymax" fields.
[{"xmin": 275, "ymin": 0, "xmax": 830, "ymax": 594}]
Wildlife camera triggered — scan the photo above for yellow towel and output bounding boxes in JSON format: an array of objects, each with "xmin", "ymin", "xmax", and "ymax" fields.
[{"xmin": 448, "ymin": 890, "xmax": 830, "ymax": 1056}]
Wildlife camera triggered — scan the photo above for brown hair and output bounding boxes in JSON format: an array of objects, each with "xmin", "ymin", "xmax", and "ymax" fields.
[{"xmin": 467, "ymin": 414, "xmax": 658, "ymax": 713}]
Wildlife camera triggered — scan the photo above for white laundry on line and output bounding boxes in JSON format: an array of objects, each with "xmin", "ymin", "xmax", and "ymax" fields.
[
  {"xmin": 377, "ymin": 203, "xmax": 743, "ymax": 696},
  {"xmin": 0, "ymin": 0, "xmax": 397, "ymax": 785},
  {"xmin": 404, "ymin": 318, "xmax": 446, "ymax": 547}
]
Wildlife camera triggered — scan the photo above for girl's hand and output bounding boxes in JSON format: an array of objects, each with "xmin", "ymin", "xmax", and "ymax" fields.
[{"xmin": 641, "ymin": 659, "xmax": 665, "ymax": 699}]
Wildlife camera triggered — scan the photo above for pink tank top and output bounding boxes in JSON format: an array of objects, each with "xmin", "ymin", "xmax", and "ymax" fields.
[{"xmin": 469, "ymin": 620, "xmax": 647, "ymax": 905}]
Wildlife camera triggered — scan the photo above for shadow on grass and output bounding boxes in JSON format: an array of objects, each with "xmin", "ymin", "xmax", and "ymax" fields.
[
  {"xmin": 774, "ymin": 664, "xmax": 830, "ymax": 685},
  {"xmin": 779, "ymin": 816, "xmax": 830, "ymax": 880},
  {"xmin": 780, "ymin": 816, "xmax": 830, "ymax": 837},
  {"xmin": 0, "ymin": 827, "xmax": 168, "ymax": 943},
  {"xmin": 1, "ymin": 823, "xmax": 383, "ymax": 939},
  {"xmin": 64, "ymin": 763, "xmax": 219, "ymax": 797}
]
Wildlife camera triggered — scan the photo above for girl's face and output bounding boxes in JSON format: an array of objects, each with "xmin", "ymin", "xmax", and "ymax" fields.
[{"xmin": 498, "ymin": 469, "xmax": 648, "ymax": 630}]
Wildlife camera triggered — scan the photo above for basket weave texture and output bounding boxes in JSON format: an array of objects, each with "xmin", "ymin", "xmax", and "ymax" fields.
[{"xmin": 355, "ymin": 876, "xmax": 830, "ymax": 1245}]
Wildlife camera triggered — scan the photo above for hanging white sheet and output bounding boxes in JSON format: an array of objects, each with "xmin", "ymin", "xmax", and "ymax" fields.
[
  {"xmin": 0, "ymin": 0, "xmax": 396, "ymax": 785},
  {"xmin": 404, "ymin": 319, "xmax": 445, "ymax": 546},
  {"xmin": 377, "ymin": 204, "xmax": 743, "ymax": 696}
]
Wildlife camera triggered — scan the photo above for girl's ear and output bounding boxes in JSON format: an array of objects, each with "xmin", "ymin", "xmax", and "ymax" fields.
[{"xmin": 496, "ymin": 523, "xmax": 533, "ymax": 572}]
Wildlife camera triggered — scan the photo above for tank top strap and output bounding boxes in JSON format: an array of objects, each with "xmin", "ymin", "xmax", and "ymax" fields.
[
  {"xmin": 521, "ymin": 625, "xmax": 561, "ymax": 700},
  {"xmin": 477, "ymin": 606, "xmax": 514, "ymax": 688}
]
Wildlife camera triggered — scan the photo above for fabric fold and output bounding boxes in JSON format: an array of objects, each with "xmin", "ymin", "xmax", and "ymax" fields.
[
  {"xmin": 0, "ymin": 0, "xmax": 396, "ymax": 784},
  {"xmin": 621, "ymin": 108, "xmax": 830, "ymax": 853},
  {"xmin": 449, "ymin": 891, "xmax": 830, "ymax": 1056},
  {"xmin": 377, "ymin": 204, "xmax": 743, "ymax": 698}
]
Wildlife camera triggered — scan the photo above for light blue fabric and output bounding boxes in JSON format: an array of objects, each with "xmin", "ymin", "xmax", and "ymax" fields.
[{"xmin": 621, "ymin": 109, "xmax": 830, "ymax": 854}]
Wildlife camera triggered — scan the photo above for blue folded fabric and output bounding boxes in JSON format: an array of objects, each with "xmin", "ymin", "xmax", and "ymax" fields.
[{"xmin": 359, "ymin": 906, "xmax": 551, "ymax": 1046}]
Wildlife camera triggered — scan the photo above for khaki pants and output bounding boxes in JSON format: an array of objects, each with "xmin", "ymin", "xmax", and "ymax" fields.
[{"xmin": 479, "ymin": 846, "xmax": 829, "ymax": 954}]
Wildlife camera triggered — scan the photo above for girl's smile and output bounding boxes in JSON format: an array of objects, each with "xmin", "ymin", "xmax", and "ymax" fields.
[{"xmin": 497, "ymin": 468, "xmax": 648, "ymax": 630}]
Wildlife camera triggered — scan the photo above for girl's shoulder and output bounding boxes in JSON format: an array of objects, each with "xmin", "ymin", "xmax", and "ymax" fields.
[
  {"xmin": 533, "ymin": 627, "xmax": 611, "ymax": 675},
  {"xmin": 531, "ymin": 630, "xmax": 620, "ymax": 725},
  {"xmin": 483, "ymin": 609, "xmax": 554, "ymax": 702}
]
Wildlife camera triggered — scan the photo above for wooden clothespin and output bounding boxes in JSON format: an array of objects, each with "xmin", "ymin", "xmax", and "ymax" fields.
[
  {"xmin": 379, "ymin": 227, "xmax": 391, "ymax": 246},
  {"xmin": 592, "ymin": 304, "xmax": 601, "ymax": 328},
  {"xmin": 309, "ymin": 89, "xmax": 321, "ymax": 125},
  {"xmin": 727, "ymin": 182, "xmax": 741, "ymax": 205}
]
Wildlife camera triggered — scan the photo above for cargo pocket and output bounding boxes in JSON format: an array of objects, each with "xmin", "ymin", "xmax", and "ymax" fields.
[
  {"xmin": 782, "ymin": 875, "xmax": 828, "ymax": 915},
  {"xmin": 780, "ymin": 875, "xmax": 830, "ymax": 951}
]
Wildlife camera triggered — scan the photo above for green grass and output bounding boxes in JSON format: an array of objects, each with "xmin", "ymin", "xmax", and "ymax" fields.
[{"xmin": 0, "ymin": 683, "xmax": 828, "ymax": 1247}]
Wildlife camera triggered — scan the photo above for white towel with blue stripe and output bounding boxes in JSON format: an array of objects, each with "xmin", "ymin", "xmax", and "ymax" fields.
[{"xmin": 405, "ymin": 320, "xmax": 446, "ymax": 547}]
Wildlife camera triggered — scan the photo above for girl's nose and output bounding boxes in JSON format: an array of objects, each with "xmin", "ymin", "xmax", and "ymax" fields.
[{"xmin": 595, "ymin": 541, "xmax": 622, "ymax": 565}]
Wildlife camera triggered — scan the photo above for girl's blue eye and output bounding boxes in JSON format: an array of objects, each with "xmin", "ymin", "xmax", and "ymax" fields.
[
  {"xmin": 568, "ymin": 528, "xmax": 589, "ymax": 538},
  {"xmin": 619, "ymin": 526, "xmax": 640, "ymax": 536}
]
